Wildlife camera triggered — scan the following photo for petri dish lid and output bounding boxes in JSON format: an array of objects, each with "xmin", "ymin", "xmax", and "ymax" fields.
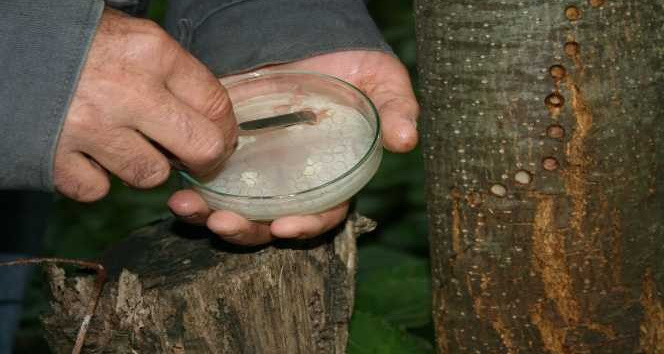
[{"xmin": 179, "ymin": 71, "xmax": 382, "ymax": 220}]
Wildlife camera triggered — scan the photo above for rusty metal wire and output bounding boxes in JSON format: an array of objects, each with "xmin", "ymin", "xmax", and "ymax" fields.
[{"xmin": 0, "ymin": 258, "xmax": 107, "ymax": 354}]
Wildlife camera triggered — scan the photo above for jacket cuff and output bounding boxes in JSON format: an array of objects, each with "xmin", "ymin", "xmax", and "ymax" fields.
[
  {"xmin": 169, "ymin": 0, "xmax": 391, "ymax": 76},
  {"xmin": 0, "ymin": 0, "xmax": 104, "ymax": 190}
]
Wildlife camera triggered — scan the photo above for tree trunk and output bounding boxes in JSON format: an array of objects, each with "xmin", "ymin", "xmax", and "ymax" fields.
[
  {"xmin": 416, "ymin": 1, "xmax": 664, "ymax": 353},
  {"xmin": 41, "ymin": 214, "xmax": 375, "ymax": 353}
]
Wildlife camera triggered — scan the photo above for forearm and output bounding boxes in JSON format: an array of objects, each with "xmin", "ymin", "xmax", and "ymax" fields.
[
  {"xmin": 0, "ymin": 0, "xmax": 104, "ymax": 190},
  {"xmin": 164, "ymin": 0, "xmax": 390, "ymax": 76}
]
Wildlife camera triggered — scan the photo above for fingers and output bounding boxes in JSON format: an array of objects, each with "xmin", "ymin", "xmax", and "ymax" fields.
[
  {"xmin": 167, "ymin": 189, "xmax": 211, "ymax": 225},
  {"xmin": 205, "ymin": 203, "xmax": 349, "ymax": 246},
  {"xmin": 135, "ymin": 90, "xmax": 230, "ymax": 175},
  {"xmin": 166, "ymin": 51, "xmax": 238, "ymax": 154},
  {"xmin": 170, "ymin": 189, "xmax": 349, "ymax": 246},
  {"xmin": 55, "ymin": 11, "xmax": 239, "ymax": 202},
  {"xmin": 207, "ymin": 211, "xmax": 273, "ymax": 246},
  {"xmin": 168, "ymin": 189, "xmax": 273, "ymax": 246},
  {"xmin": 53, "ymin": 151, "xmax": 110, "ymax": 202},
  {"xmin": 81, "ymin": 128, "xmax": 171, "ymax": 189},
  {"xmin": 271, "ymin": 202, "xmax": 350, "ymax": 239}
]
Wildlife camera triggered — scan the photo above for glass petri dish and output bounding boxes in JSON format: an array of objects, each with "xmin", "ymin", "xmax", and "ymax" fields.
[{"xmin": 179, "ymin": 71, "xmax": 382, "ymax": 221}]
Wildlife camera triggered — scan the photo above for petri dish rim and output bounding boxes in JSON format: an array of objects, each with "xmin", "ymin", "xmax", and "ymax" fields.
[{"xmin": 178, "ymin": 70, "xmax": 381, "ymax": 200}]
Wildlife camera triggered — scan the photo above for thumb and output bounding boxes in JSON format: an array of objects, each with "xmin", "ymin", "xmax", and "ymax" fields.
[
  {"xmin": 360, "ymin": 55, "xmax": 419, "ymax": 153},
  {"xmin": 375, "ymin": 95, "xmax": 419, "ymax": 153}
]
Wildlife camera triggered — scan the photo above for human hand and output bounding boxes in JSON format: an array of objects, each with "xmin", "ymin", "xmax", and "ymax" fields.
[
  {"xmin": 54, "ymin": 8, "xmax": 237, "ymax": 202},
  {"xmin": 169, "ymin": 50, "xmax": 419, "ymax": 245}
]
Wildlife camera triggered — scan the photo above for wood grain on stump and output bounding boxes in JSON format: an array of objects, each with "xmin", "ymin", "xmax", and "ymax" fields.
[{"xmin": 42, "ymin": 213, "xmax": 375, "ymax": 353}]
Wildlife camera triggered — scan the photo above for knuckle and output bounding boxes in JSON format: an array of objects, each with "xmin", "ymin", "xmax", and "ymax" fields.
[
  {"xmin": 169, "ymin": 117, "xmax": 226, "ymax": 170},
  {"xmin": 194, "ymin": 133, "xmax": 226, "ymax": 166},
  {"xmin": 135, "ymin": 18, "xmax": 165, "ymax": 38},
  {"xmin": 80, "ymin": 179, "xmax": 111, "ymax": 202},
  {"xmin": 203, "ymin": 87, "xmax": 233, "ymax": 121},
  {"xmin": 160, "ymin": 102, "xmax": 201, "ymax": 151},
  {"xmin": 200, "ymin": 89, "xmax": 237, "ymax": 155},
  {"xmin": 65, "ymin": 102, "xmax": 101, "ymax": 132},
  {"xmin": 122, "ymin": 155, "xmax": 170, "ymax": 188},
  {"xmin": 169, "ymin": 109, "xmax": 196, "ymax": 143},
  {"xmin": 163, "ymin": 108, "xmax": 226, "ymax": 168},
  {"xmin": 151, "ymin": 30, "xmax": 174, "ymax": 51},
  {"xmin": 64, "ymin": 105, "xmax": 120, "ymax": 150},
  {"xmin": 133, "ymin": 20, "xmax": 176, "ymax": 58},
  {"xmin": 54, "ymin": 167, "xmax": 109, "ymax": 202}
]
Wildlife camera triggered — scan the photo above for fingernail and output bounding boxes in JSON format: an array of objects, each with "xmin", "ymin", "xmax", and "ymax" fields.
[
  {"xmin": 281, "ymin": 232, "xmax": 305, "ymax": 239},
  {"xmin": 222, "ymin": 233, "xmax": 244, "ymax": 241},
  {"xmin": 180, "ymin": 213, "xmax": 199, "ymax": 220}
]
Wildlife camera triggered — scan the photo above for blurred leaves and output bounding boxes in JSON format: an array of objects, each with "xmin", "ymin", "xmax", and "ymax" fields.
[
  {"xmin": 348, "ymin": 312, "xmax": 433, "ymax": 354},
  {"xmin": 355, "ymin": 246, "xmax": 431, "ymax": 328},
  {"xmin": 356, "ymin": 148, "xmax": 425, "ymax": 218},
  {"xmin": 147, "ymin": 0, "xmax": 168, "ymax": 23},
  {"xmin": 368, "ymin": 0, "xmax": 417, "ymax": 71},
  {"xmin": 364, "ymin": 149, "xmax": 424, "ymax": 190},
  {"xmin": 352, "ymin": 135, "xmax": 432, "ymax": 350},
  {"xmin": 44, "ymin": 177, "xmax": 175, "ymax": 259},
  {"xmin": 378, "ymin": 212, "xmax": 429, "ymax": 255}
]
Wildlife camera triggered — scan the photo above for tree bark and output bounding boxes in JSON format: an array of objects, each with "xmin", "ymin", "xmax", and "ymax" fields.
[
  {"xmin": 416, "ymin": 1, "xmax": 664, "ymax": 353},
  {"xmin": 41, "ymin": 213, "xmax": 375, "ymax": 353}
]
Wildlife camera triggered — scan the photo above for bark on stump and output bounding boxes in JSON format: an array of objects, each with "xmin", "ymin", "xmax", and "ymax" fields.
[
  {"xmin": 416, "ymin": 0, "xmax": 664, "ymax": 353},
  {"xmin": 41, "ymin": 213, "xmax": 375, "ymax": 353}
]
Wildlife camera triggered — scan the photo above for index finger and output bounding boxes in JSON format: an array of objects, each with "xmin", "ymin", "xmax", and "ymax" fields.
[{"xmin": 166, "ymin": 50, "xmax": 238, "ymax": 151}]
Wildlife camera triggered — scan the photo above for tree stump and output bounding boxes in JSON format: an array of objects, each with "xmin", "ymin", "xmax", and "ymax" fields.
[{"xmin": 42, "ymin": 213, "xmax": 375, "ymax": 353}]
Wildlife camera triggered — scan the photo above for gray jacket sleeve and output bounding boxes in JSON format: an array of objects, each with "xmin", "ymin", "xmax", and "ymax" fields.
[
  {"xmin": 163, "ymin": 0, "xmax": 390, "ymax": 76},
  {"xmin": 0, "ymin": 0, "xmax": 104, "ymax": 190}
]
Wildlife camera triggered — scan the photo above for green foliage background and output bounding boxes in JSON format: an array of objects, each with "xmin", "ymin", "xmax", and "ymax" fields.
[{"xmin": 14, "ymin": 0, "xmax": 430, "ymax": 352}]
